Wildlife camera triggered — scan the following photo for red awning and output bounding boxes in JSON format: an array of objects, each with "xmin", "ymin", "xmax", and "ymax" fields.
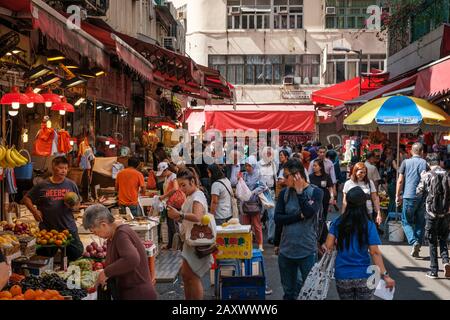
[
  {"xmin": 311, "ymin": 77, "xmax": 361, "ymax": 107},
  {"xmin": 0, "ymin": 0, "xmax": 31, "ymax": 13},
  {"xmin": 31, "ymin": 0, "xmax": 110, "ymax": 70},
  {"xmin": 204, "ymin": 105, "xmax": 315, "ymax": 132},
  {"xmin": 346, "ymin": 74, "xmax": 417, "ymax": 105},
  {"xmin": 414, "ymin": 57, "xmax": 450, "ymax": 99}
]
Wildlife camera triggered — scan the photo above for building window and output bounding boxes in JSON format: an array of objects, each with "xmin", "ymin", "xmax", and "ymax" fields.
[
  {"xmin": 209, "ymin": 54, "xmax": 318, "ymax": 85},
  {"xmin": 325, "ymin": 0, "xmax": 385, "ymax": 29},
  {"xmin": 325, "ymin": 53, "xmax": 386, "ymax": 84},
  {"xmin": 227, "ymin": 0, "xmax": 302, "ymax": 30}
]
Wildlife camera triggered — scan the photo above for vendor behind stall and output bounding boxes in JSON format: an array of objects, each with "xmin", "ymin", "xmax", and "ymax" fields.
[
  {"xmin": 22, "ymin": 156, "xmax": 84, "ymax": 262},
  {"xmin": 115, "ymin": 157, "xmax": 146, "ymax": 217}
]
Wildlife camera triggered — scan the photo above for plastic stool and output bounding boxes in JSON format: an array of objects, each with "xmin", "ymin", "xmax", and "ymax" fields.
[
  {"xmin": 244, "ymin": 249, "xmax": 265, "ymax": 277},
  {"xmin": 214, "ymin": 259, "xmax": 242, "ymax": 298}
]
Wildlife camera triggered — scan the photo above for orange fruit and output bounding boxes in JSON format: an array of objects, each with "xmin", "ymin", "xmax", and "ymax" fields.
[
  {"xmin": 63, "ymin": 230, "xmax": 70, "ymax": 236},
  {"xmin": 42, "ymin": 291, "xmax": 53, "ymax": 300},
  {"xmin": 0, "ymin": 291, "xmax": 13, "ymax": 299},
  {"xmin": 55, "ymin": 240, "xmax": 63, "ymax": 247},
  {"xmin": 13, "ymin": 294, "xmax": 24, "ymax": 300},
  {"xmin": 9, "ymin": 285, "xmax": 22, "ymax": 297},
  {"xmin": 40, "ymin": 240, "xmax": 48, "ymax": 245},
  {"xmin": 35, "ymin": 297, "xmax": 47, "ymax": 300},
  {"xmin": 48, "ymin": 238, "xmax": 55, "ymax": 245},
  {"xmin": 51, "ymin": 230, "xmax": 58, "ymax": 235},
  {"xmin": 24, "ymin": 289, "xmax": 36, "ymax": 300}
]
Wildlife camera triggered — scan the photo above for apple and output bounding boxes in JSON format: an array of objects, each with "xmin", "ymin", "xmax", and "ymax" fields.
[
  {"xmin": 83, "ymin": 252, "xmax": 91, "ymax": 258},
  {"xmin": 86, "ymin": 245, "xmax": 93, "ymax": 253},
  {"xmin": 97, "ymin": 247, "xmax": 104, "ymax": 253}
]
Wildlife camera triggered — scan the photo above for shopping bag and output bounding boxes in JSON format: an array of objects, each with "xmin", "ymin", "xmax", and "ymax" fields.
[
  {"xmin": 258, "ymin": 190, "xmax": 275, "ymax": 209},
  {"xmin": 183, "ymin": 213, "xmax": 217, "ymax": 247},
  {"xmin": 167, "ymin": 189, "xmax": 186, "ymax": 210},
  {"xmin": 236, "ymin": 178, "xmax": 252, "ymax": 202},
  {"xmin": 298, "ymin": 250, "xmax": 337, "ymax": 300},
  {"xmin": 147, "ymin": 170, "xmax": 157, "ymax": 190}
]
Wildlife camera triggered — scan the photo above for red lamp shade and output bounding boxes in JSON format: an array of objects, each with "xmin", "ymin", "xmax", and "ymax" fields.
[
  {"xmin": 24, "ymin": 86, "xmax": 44, "ymax": 107},
  {"xmin": 41, "ymin": 89, "xmax": 62, "ymax": 108},
  {"xmin": 51, "ymin": 97, "xmax": 75, "ymax": 114},
  {"xmin": 1, "ymin": 86, "xmax": 30, "ymax": 107}
]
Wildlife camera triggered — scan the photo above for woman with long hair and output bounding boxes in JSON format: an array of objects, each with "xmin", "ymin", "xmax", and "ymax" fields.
[
  {"xmin": 325, "ymin": 187, "xmax": 395, "ymax": 300},
  {"xmin": 167, "ymin": 167, "xmax": 212, "ymax": 300},
  {"xmin": 208, "ymin": 164, "xmax": 233, "ymax": 225},
  {"xmin": 342, "ymin": 162, "xmax": 383, "ymax": 225},
  {"xmin": 309, "ymin": 159, "xmax": 336, "ymax": 247}
]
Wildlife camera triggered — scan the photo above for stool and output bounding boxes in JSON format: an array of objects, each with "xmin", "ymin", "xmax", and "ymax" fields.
[
  {"xmin": 214, "ymin": 259, "xmax": 242, "ymax": 298},
  {"xmin": 244, "ymin": 249, "xmax": 265, "ymax": 277}
]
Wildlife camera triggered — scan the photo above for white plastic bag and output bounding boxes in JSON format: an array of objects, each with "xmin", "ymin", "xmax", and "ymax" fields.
[
  {"xmin": 184, "ymin": 213, "xmax": 217, "ymax": 247},
  {"xmin": 374, "ymin": 280, "xmax": 395, "ymax": 300},
  {"xmin": 258, "ymin": 191, "xmax": 275, "ymax": 209},
  {"xmin": 298, "ymin": 250, "xmax": 337, "ymax": 300},
  {"xmin": 236, "ymin": 178, "xmax": 252, "ymax": 202}
]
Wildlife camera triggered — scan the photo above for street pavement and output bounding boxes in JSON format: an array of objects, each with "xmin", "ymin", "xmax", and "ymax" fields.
[{"xmin": 155, "ymin": 211, "xmax": 450, "ymax": 300}]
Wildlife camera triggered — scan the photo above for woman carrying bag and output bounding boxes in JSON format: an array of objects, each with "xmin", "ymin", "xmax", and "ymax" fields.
[
  {"xmin": 239, "ymin": 155, "xmax": 268, "ymax": 252},
  {"xmin": 208, "ymin": 164, "xmax": 236, "ymax": 225},
  {"xmin": 324, "ymin": 187, "xmax": 395, "ymax": 300}
]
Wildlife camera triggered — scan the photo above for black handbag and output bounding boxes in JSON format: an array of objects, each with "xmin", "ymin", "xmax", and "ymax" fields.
[
  {"xmin": 195, "ymin": 244, "xmax": 218, "ymax": 259},
  {"xmin": 97, "ymin": 278, "xmax": 120, "ymax": 300},
  {"xmin": 242, "ymin": 199, "xmax": 260, "ymax": 215}
]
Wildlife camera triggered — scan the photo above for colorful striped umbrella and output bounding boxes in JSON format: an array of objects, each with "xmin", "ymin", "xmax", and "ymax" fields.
[{"xmin": 344, "ymin": 96, "xmax": 450, "ymax": 133}]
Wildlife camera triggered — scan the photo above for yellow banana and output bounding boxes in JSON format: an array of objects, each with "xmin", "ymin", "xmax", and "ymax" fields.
[
  {"xmin": 0, "ymin": 146, "xmax": 5, "ymax": 161},
  {"xmin": 11, "ymin": 148, "xmax": 28, "ymax": 165},
  {"xmin": 5, "ymin": 148, "xmax": 18, "ymax": 168}
]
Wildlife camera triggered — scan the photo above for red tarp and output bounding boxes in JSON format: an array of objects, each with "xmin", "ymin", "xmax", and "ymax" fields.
[
  {"xmin": 311, "ymin": 77, "xmax": 361, "ymax": 107},
  {"xmin": 312, "ymin": 72, "xmax": 389, "ymax": 107},
  {"xmin": 414, "ymin": 57, "xmax": 450, "ymax": 99},
  {"xmin": 440, "ymin": 24, "xmax": 450, "ymax": 58},
  {"xmin": 205, "ymin": 108, "xmax": 315, "ymax": 132}
]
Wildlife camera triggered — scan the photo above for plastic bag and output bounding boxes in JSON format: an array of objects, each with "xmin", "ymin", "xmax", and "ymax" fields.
[
  {"xmin": 258, "ymin": 190, "xmax": 275, "ymax": 209},
  {"xmin": 236, "ymin": 178, "xmax": 252, "ymax": 202},
  {"xmin": 147, "ymin": 170, "xmax": 157, "ymax": 190},
  {"xmin": 33, "ymin": 124, "xmax": 55, "ymax": 157},
  {"xmin": 298, "ymin": 250, "xmax": 337, "ymax": 300}
]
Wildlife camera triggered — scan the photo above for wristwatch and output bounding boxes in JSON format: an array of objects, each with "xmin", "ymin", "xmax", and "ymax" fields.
[{"xmin": 382, "ymin": 271, "xmax": 389, "ymax": 279}]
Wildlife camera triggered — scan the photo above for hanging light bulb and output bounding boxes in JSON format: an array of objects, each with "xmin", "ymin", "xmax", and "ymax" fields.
[
  {"xmin": 46, "ymin": 120, "xmax": 52, "ymax": 128},
  {"xmin": 45, "ymin": 101, "xmax": 52, "ymax": 108},
  {"xmin": 109, "ymin": 144, "xmax": 116, "ymax": 149},
  {"xmin": 59, "ymin": 110, "xmax": 66, "ymax": 116},
  {"xmin": 22, "ymin": 130, "xmax": 29, "ymax": 143},
  {"xmin": 8, "ymin": 110, "xmax": 19, "ymax": 116},
  {"xmin": 27, "ymin": 102, "xmax": 34, "ymax": 109},
  {"xmin": 12, "ymin": 102, "xmax": 20, "ymax": 110},
  {"xmin": 105, "ymin": 140, "xmax": 110, "ymax": 146},
  {"xmin": 69, "ymin": 140, "xmax": 74, "ymax": 146}
]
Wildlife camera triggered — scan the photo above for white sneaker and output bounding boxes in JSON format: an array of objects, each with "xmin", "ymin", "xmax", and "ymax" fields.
[{"xmin": 258, "ymin": 245, "xmax": 264, "ymax": 252}]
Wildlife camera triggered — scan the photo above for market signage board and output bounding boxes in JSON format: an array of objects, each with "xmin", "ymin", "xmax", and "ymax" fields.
[{"xmin": 216, "ymin": 232, "xmax": 253, "ymax": 260}]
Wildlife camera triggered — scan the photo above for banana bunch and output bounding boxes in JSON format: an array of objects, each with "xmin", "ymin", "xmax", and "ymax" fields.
[{"xmin": 0, "ymin": 145, "xmax": 29, "ymax": 168}]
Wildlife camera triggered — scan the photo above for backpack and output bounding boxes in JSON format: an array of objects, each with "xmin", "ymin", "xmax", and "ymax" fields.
[{"xmin": 427, "ymin": 170, "xmax": 450, "ymax": 216}]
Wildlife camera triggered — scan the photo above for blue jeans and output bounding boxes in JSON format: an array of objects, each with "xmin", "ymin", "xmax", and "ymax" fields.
[
  {"xmin": 266, "ymin": 206, "xmax": 275, "ymax": 242},
  {"xmin": 278, "ymin": 253, "xmax": 316, "ymax": 300},
  {"xmin": 401, "ymin": 198, "xmax": 425, "ymax": 246}
]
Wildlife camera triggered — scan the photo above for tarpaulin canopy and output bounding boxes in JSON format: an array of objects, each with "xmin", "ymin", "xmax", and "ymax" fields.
[
  {"xmin": 0, "ymin": 0, "xmax": 31, "ymax": 13},
  {"xmin": 204, "ymin": 105, "xmax": 315, "ymax": 132},
  {"xmin": 414, "ymin": 56, "xmax": 450, "ymax": 99},
  {"xmin": 311, "ymin": 77, "xmax": 361, "ymax": 107},
  {"xmin": 30, "ymin": 0, "xmax": 110, "ymax": 70}
]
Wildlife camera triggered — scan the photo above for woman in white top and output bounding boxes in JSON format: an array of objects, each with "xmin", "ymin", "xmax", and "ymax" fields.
[
  {"xmin": 208, "ymin": 164, "xmax": 233, "ymax": 226},
  {"xmin": 342, "ymin": 162, "xmax": 383, "ymax": 225},
  {"xmin": 167, "ymin": 167, "xmax": 212, "ymax": 300}
]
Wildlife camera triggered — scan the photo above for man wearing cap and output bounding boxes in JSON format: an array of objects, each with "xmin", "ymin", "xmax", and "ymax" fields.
[{"xmin": 116, "ymin": 157, "xmax": 146, "ymax": 217}]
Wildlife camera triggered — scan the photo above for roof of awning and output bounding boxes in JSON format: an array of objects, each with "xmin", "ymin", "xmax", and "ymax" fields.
[
  {"xmin": 414, "ymin": 56, "xmax": 450, "ymax": 99},
  {"xmin": 0, "ymin": 0, "xmax": 31, "ymax": 13},
  {"xmin": 311, "ymin": 77, "xmax": 362, "ymax": 107},
  {"xmin": 204, "ymin": 104, "xmax": 315, "ymax": 132},
  {"xmin": 345, "ymin": 74, "xmax": 418, "ymax": 105}
]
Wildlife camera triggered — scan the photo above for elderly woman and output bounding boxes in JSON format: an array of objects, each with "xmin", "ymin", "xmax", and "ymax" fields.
[{"xmin": 83, "ymin": 204, "xmax": 158, "ymax": 300}]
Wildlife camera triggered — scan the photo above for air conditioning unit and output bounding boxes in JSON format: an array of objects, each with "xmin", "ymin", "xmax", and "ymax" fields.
[
  {"xmin": 229, "ymin": 6, "xmax": 241, "ymax": 15},
  {"xmin": 276, "ymin": 6, "xmax": 288, "ymax": 14},
  {"xmin": 325, "ymin": 7, "xmax": 336, "ymax": 15},
  {"xmin": 163, "ymin": 37, "xmax": 178, "ymax": 50},
  {"xmin": 177, "ymin": 11, "xmax": 186, "ymax": 20},
  {"xmin": 283, "ymin": 76, "xmax": 294, "ymax": 85}
]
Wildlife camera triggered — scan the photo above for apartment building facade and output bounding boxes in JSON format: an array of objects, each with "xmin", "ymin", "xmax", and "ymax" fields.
[{"xmin": 175, "ymin": 0, "xmax": 388, "ymax": 141}]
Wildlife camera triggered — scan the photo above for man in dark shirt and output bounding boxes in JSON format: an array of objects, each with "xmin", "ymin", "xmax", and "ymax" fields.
[{"xmin": 23, "ymin": 156, "xmax": 83, "ymax": 261}]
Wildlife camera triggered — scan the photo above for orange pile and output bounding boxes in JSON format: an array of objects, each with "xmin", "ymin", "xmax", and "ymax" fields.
[
  {"xmin": 37, "ymin": 229, "xmax": 71, "ymax": 246},
  {"xmin": 0, "ymin": 286, "xmax": 65, "ymax": 300}
]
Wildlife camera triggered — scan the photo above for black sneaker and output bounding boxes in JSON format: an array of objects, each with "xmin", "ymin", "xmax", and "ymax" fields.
[{"xmin": 426, "ymin": 271, "xmax": 438, "ymax": 279}]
